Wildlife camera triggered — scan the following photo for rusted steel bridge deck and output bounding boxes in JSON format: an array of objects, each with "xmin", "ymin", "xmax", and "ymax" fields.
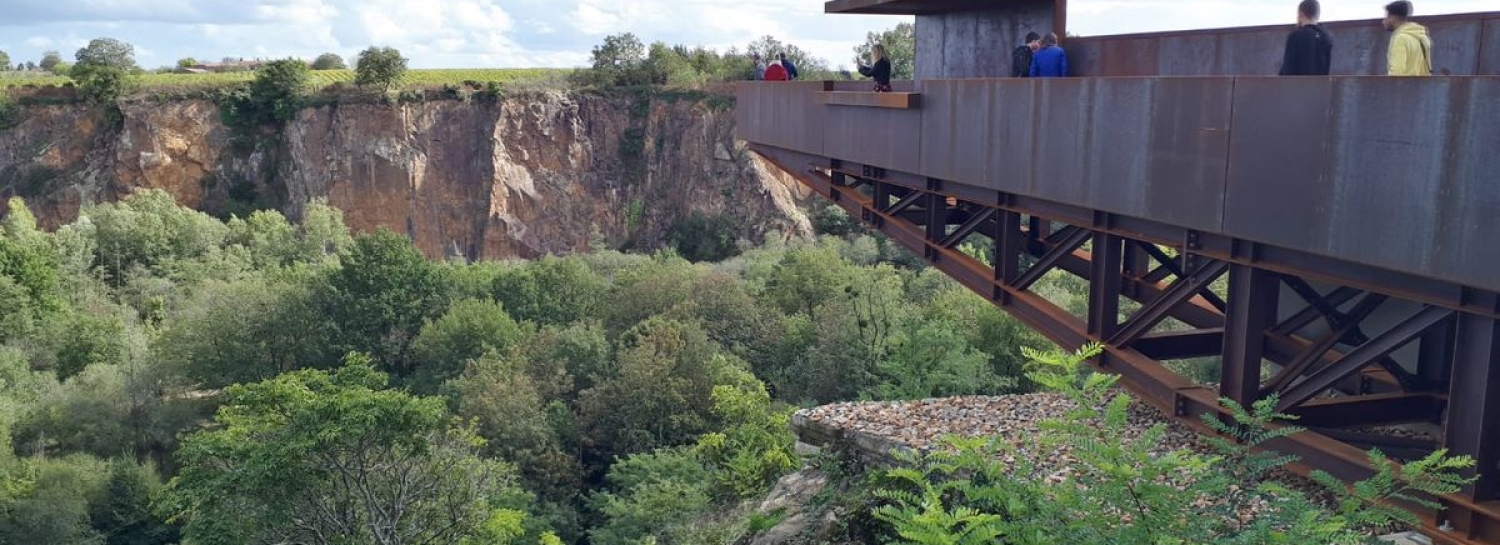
[{"xmin": 740, "ymin": 4, "xmax": 1500, "ymax": 543}]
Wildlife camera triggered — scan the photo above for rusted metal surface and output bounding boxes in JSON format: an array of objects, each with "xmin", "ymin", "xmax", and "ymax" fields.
[
  {"xmin": 754, "ymin": 143, "xmax": 1500, "ymax": 541},
  {"xmin": 738, "ymin": 76, "xmax": 1500, "ymax": 293},
  {"xmin": 914, "ymin": 4, "xmax": 1058, "ymax": 79},
  {"xmin": 819, "ymin": 91, "xmax": 922, "ymax": 108},
  {"xmin": 1068, "ymin": 11, "xmax": 1500, "ymax": 77},
  {"xmin": 735, "ymin": 81, "xmax": 826, "ymax": 155}
]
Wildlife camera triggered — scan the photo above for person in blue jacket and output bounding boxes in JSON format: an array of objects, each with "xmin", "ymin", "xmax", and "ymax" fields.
[
  {"xmin": 778, "ymin": 53, "xmax": 799, "ymax": 80},
  {"xmin": 1029, "ymin": 33, "xmax": 1070, "ymax": 77}
]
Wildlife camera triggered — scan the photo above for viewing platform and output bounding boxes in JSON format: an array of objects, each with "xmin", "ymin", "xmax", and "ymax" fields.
[{"xmin": 740, "ymin": 2, "xmax": 1500, "ymax": 542}]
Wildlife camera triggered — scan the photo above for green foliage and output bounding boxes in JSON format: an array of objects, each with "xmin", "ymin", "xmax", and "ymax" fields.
[
  {"xmin": 410, "ymin": 298, "xmax": 524, "ymax": 392},
  {"xmin": 668, "ymin": 211, "xmax": 739, "ymax": 263},
  {"xmin": 492, "ymin": 256, "xmax": 607, "ymax": 326},
  {"xmin": 871, "ymin": 345, "xmax": 1478, "ymax": 545},
  {"xmin": 355, "ymin": 46, "xmax": 408, "ymax": 91},
  {"xmin": 160, "ymin": 358, "xmax": 536, "ymax": 544},
  {"xmin": 579, "ymin": 318, "xmax": 754, "ymax": 465},
  {"xmin": 318, "ymin": 228, "xmax": 451, "ymax": 375},
  {"xmin": 39, "ymin": 51, "xmax": 63, "ymax": 72},
  {"xmin": 80, "ymin": 189, "xmax": 230, "ymax": 286},
  {"xmin": 0, "ymin": 50, "xmax": 10, "ymax": 71},
  {"xmin": 175, "ymin": 58, "xmax": 196, "ymax": 69},
  {"xmin": 310, "ymin": 52, "xmax": 347, "ymax": 70},
  {"xmin": 588, "ymin": 447, "xmax": 714, "ymax": 545},
  {"xmin": 90, "ymin": 459, "xmax": 179, "ymax": 545},
  {"xmin": 855, "ymin": 22, "xmax": 916, "ymax": 79},
  {"xmin": 247, "ymin": 58, "xmax": 310, "ymax": 123},
  {"xmin": 693, "ymin": 385, "xmax": 797, "ymax": 499},
  {"xmin": 745, "ymin": 35, "xmax": 830, "ymax": 77},
  {"xmin": 72, "ymin": 38, "xmax": 140, "ymax": 106},
  {"xmin": 449, "ymin": 352, "xmax": 581, "ymax": 504},
  {"xmin": 0, "ymin": 454, "xmax": 109, "ymax": 544}
]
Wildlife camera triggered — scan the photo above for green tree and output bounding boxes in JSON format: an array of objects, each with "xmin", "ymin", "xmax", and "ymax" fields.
[
  {"xmin": 155, "ymin": 277, "xmax": 329, "ymax": 388},
  {"xmin": 247, "ymin": 58, "xmax": 310, "ymax": 123},
  {"xmin": 587, "ymin": 447, "xmax": 714, "ymax": 545},
  {"xmin": 318, "ymin": 229, "xmax": 450, "ymax": 375},
  {"xmin": 39, "ymin": 50, "xmax": 62, "ymax": 72},
  {"xmin": 578, "ymin": 318, "xmax": 753, "ymax": 466},
  {"xmin": 668, "ymin": 212, "xmax": 738, "ymax": 262},
  {"xmin": 80, "ymin": 188, "xmax": 230, "ymax": 286},
  {"xmin": 746, "ymin": 35, "xmax": 829, "ymax": 77},
  {"xmin": 693, "ymin": 385, "xmax": 796, "ymax": 500},
  {"xmin": 855, "ymin": 22, "xmax": 916, "ymax": 80},
  {"xmin": 450, "ymin": 352, "xmax": 582, "ymax": 505},
  {"xmin": 409, "ymin": 298, "xmax": 524, "ymax": 392},
  {"xmin": 72, "ymin": 38, "xmax": 141, "ymax": 105},
  {"xmin": 159, "ymin": 358, "xmax": 536, "ymax": 545},
  {"xmin": 175, "ymin": 57, "xmax": 196, "ymax": 69},
  {"xmin": 492, "ymin": 256, "xmax": 607, "ymax": 327},
  {"xmin": 355, "ymin": 46, "xmax": 407, "ymax": 90},
  {"xmin": 0, "ymin": 455, "xmax": 109, "ymax": 545},
  {"xmin": 0, "ymin": 50, "xmax": 11, "ymax": 71},
  {"xmin": 89, "ymin": 459, "xmax": 179, "ymax": 545},
  {"xmin": 311, "ymin": 52, "xmax": 346, "ymax": 70},
  {"xmin": 581, "ymin": 33, "xmax": 649, "ymax": 87}
]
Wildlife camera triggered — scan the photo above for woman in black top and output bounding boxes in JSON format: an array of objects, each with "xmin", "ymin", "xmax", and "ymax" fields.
[{"xmin": 858, "ymin": 44, "xmax": 893, "ymax": 92}]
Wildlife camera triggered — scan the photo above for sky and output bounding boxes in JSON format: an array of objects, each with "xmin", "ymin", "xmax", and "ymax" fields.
[{"xmin": 0, "ymin": 0, "xmax": 1493, "ymax": 70}]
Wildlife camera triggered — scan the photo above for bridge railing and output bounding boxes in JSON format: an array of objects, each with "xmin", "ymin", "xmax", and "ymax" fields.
[{"xmin": 737, "ymin": 76, "xmax": 1500, "ymax": 293}]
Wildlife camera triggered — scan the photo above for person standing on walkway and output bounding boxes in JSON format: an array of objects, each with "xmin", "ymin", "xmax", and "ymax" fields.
[
  {"xmin": 779, "ymin": 53, "xmax": 799, "ymax": 80},
  {"xmin": 1029, "ymin": 33, "xmax": 1070, "ymax": 78},
  {"xmin": 1012, "ymin": 32, "xmax": 1041, "ymax": 77},
  {"xmin": 764, "ymin": 58, "xmax": 789, "ymax": 81},
  {"xmin": 857, "ymin": 44, "xmax": 893, "ymax": 92},
  {"xmin": 1384, "ymin": 1, "xmax": 1432, "ymax": 76},
  {"xmin": 1280, "ymin": 0, "xmax": 1334, "ymax": 75},
  {"xmin": 752, "ymin": 54, "xmax": 766, "ymax": 80}
]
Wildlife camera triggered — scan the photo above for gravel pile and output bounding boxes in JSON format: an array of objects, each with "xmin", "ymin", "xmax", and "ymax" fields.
[{"xmin": 794, "ymin": 393, "xmax": 1366, "ymax": 531}]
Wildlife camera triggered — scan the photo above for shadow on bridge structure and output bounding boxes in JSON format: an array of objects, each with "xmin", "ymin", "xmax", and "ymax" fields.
[{"xmin": 739, "ymin": 1, "xmax": 1500, "ymax": 542}]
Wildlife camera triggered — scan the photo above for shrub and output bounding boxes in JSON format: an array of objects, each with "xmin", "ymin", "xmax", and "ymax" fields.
[
  {"xmin": 311, "ymin": 52, "xmax": 346, "ymax": 70},
  {"xmin": 871, "ymin": 345, "xmax": 1477, "ymax": 544},
  {"xmin": 71, "ymin": 38, "xmax": 140, "ymax": 106},
  {"xmin": 355, "ymin": 46, "xmax": 407, "ymax": 91},
  {"xmin": 248, "ymin": 58, "xmax": 310, "ymax": 123},
  {"xmin": 668, "ymin": 212, "xmax": 739, "ymax": 263}
]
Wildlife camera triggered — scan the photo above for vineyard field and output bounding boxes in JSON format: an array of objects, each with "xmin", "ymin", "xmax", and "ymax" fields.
[{"xmin": 0, "ymin": 68, "xmax": 571, "ymax": 90}]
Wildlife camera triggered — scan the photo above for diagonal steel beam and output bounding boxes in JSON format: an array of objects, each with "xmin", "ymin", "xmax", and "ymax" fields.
[
  {"xmin": 1262, "ymin": 293, "xmax": 1389, "ymax": 395},
  {"xmin": 940, "ymin": 208, "xmax": 997, "ymax": 249},
  {"xmin": 1108, "ymin": 260, "xmax": 1229, "ymax": 347},
  {"xmin": 1013, "ymin": 227, "xmax": 1091, "ymax": 292},
  {"xmin": 1278, "ymin": 306, "xmax": 1453, "ymax": 411},
  {"xmin": 1283, "ymin": 276, "xmax": 1370, "ymax": 344},
  {"xmin": 1272, "ymin": 286, "xmax": 1363, "ymax": 336}
]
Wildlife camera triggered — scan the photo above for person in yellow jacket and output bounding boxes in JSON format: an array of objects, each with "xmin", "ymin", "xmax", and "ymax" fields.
[{"xmin": 1383, "ymin": 1, "xmax": 1432, "ymax": 76}]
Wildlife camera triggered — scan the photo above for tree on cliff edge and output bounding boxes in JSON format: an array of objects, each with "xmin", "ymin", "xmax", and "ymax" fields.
[
  {"xmin": 72, "ymin": 38, "xmax": 140, "ymax": 106},
  {"xmin": 355, "ymin": 46, "xmax": 406, "ymax": 91},
  {"xmin": 0, "ymin": 50, "xmax": 11, "ymax": 71}
]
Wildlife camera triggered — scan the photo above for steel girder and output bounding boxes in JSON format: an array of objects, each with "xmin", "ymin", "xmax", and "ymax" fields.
[{"xmin": 752, "ymin": 144, "xmax": 1500, "ymax": 544}]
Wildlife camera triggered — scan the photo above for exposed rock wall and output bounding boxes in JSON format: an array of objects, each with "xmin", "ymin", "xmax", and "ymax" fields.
[{"xmin": 0, "ymin": 90, "xmax": 812, "ymax": 260}]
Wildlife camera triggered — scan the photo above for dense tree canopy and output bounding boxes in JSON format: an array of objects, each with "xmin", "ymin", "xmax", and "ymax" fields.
[{"xmin": 355, "ymin": 46, "xmax": 407, "ymax": 90}]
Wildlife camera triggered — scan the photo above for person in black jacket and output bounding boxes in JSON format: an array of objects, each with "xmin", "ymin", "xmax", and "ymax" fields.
[
  {"xmin": 1012, "ymin": 32, "xmax": 1041, "ymax": 77},
  {"xmin": 1280, "ymin": 0, "xmax": 1334, "ymax": 75},
  {"xmin": 857, "ymin": 43, "xmax": 893, "ymax": 92}
]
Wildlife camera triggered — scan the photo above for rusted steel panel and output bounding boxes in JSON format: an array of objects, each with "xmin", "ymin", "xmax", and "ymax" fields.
[
  {"xmin": 1429, "ymin": 77, "xmax": 1500, "ymax": 291},
  {"xmin": 1027, "ymin": 78, "xmax": 1093, "ymax": 205},
  {"xmin": 736, "ymin": 82, "xmax": 826, "ymax": 156},
  {"xmin": 915, "ymin": 6, "xmax": 1057, "ymax": 79},
  {"xmin": 1323, "ymin": 78, "xmax": 1486, "ymax": 290},
  {"xmin": 1143, "ymin": 77, "xmax": 1233, "ymax": 232},
  {"xmin": 1223, "ymin": 77, "xmax": 1336, "ymax": 253},
  {"xmin": 821, "ymin": 105, "xmax": 922, "ymax": 173},
  {"xmin": 918, "ymin": 79, "xmax": 995, "ymax": 184},
  {"xmin": 1068, "ymin": 12, "xmax": 1500, "ymax": 76},
  {"xmin": 1483, "ymin": 20, "xmax": 1500, "ymax": 75}
]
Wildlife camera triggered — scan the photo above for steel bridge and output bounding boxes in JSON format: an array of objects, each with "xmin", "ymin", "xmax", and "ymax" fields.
[{"xmin": 739, "ymin": 1, "xmax": 1500, "ymax": 543}]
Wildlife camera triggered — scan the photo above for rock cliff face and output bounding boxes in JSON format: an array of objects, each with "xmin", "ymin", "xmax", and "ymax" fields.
[{"xmin": 0, "ymin": 90, "xmax": 811, "ymax": 260}]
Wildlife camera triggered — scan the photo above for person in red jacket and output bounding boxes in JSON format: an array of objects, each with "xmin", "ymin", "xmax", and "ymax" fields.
[{"xmin": 763, "ymin": 59, "xmax": 789, "ymax": 81}]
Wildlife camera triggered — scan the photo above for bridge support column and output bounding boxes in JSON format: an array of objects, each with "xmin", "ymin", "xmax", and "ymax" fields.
[
  {"xmin": 1220, "ymin": 265, "xmax": 1279, "ymax": 409},
  {"xmin": 1087, "ymin": 233, "xmax": 1123, "ymax": 339},
  {"xmin": 1446, "ymin": 314, "xmax": 1500, "ymax": 503}
]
